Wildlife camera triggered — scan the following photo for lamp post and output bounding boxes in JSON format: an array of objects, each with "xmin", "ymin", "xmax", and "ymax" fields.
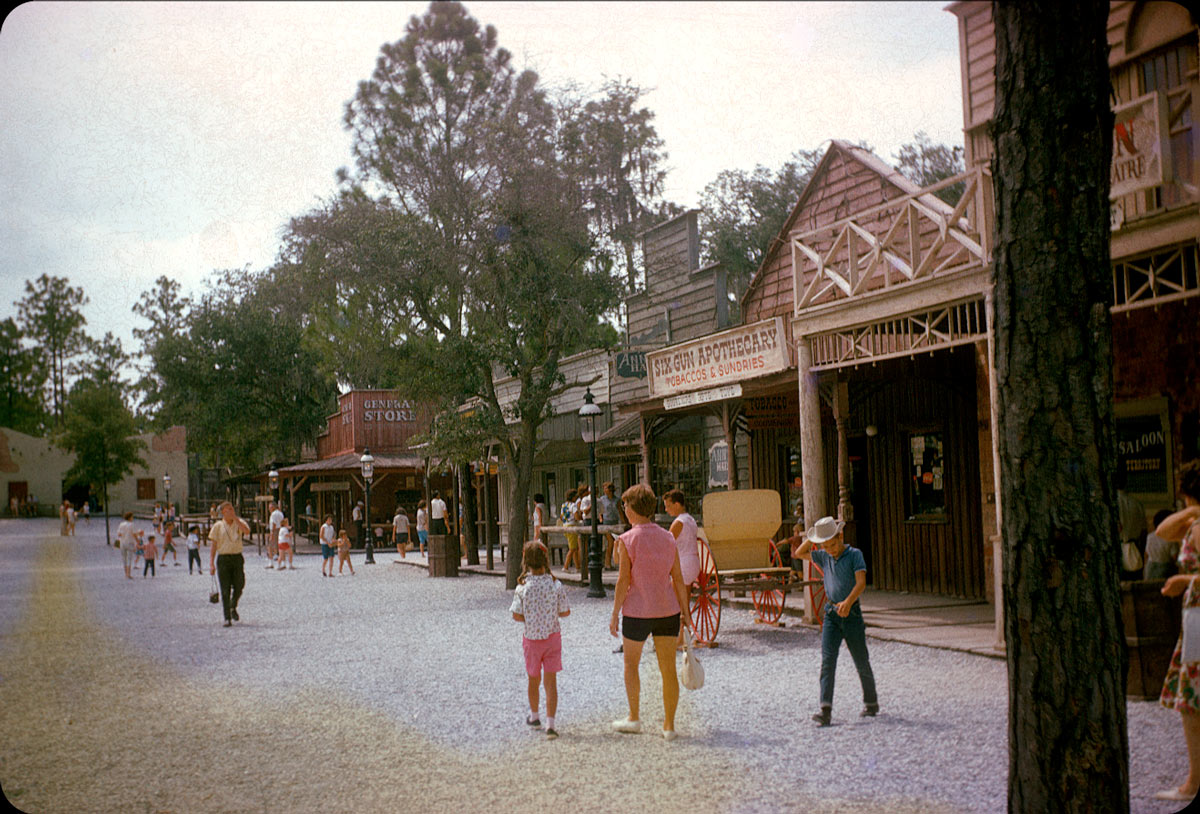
[
  {"xmin": 578, "ymin": 388, "xmax": 605, "ymax": 598},
  {"xmin": 162, "ymin": 472, "xmax": 172, "ymax": 521},
  {"xmin": 269, "ymin": 468, "xmax": 279, "ymax": 504},
  {"xmin": 360, "ymin": 448, "xmax": 375, "ymax": 564}
]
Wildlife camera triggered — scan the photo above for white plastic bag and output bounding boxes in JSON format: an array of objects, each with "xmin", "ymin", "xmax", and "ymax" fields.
[
  {"xmin": 680, "ymin": 627, "xmax": 705, "ymax": 690},
  {"xmin": 1182, "ymin": 607, "xmax": 1200, "ymax": 664},
  {"xmin": 1121, "ymin": 541, "xmax": 1144, "ymax": 573}
]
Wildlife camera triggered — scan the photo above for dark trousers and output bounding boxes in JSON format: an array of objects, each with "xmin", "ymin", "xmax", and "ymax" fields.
[
  {"xmin": 216, "ymin": 553, "xmax": 245, "ymax": 621},
  {"xmin": 143, "ymin": 559, "xmax": 155, "ymax": 577},
  {"xmin": 430, "ymin": 517, "xmax": 448, "ymax": 536},
  {"xmin": 355, "ymin": 520, "xmax": 364, "ymax": 547},
  {"xmin": 187, "ymin": 549, "xmax": 202, "ymax": 573},
  {"xmin": 819, "ymin": 604, "xmax": 877, "ymax": 708}
]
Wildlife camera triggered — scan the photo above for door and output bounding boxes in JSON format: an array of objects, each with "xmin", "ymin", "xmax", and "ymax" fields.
[{"xmin": 849, "ymin": 436, "xmax": 872, "ymax": 582}]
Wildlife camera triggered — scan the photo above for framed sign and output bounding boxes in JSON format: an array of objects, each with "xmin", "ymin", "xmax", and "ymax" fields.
[
  {"xmin": 1115, "ymin": 397, "xmax": 1173, "ymax": 505},
  {"xmin": 907, "ymin": 430, "xmax": 947, "ymax": 521}
]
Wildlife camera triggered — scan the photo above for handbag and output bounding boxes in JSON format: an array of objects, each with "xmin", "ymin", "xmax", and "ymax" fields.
[
  {"xmin": 680, "ymin": 627, "xmax": 705, "ymax": 690},
  {"xmin": 209, "ymin": 573, "xmax": 220, "ymax": 604},
  {"xmin": 1122, "ymin": 540, "xmax": 1144, "ymax": 573},
  {"xmin": 1182, "ymin": 606, "xmax": 1200, "ymax": 664}
]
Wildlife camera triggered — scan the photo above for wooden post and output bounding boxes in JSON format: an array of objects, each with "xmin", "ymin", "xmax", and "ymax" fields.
[
  {"xmin": 834, "ymin": 379, "xmax": 853, "ymax": 524},
  {"xmin": 721, "ymin": 402, "xmax": 739, "ymax": 490},
  {"xmin": 985, "ymin": 288, "xmax": 1004, "ymax": 651},
  {"xmin": 639, "ymin": 415, "xmax": 652, "ymax": 487},
  {"xmin": 798, "ymin": 336, "xmax": 826, "ymax": 625}
]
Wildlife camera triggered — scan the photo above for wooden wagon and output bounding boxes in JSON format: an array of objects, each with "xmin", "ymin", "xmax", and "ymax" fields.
[{"xmin": 689, "ymin": 489, "xmax": 826, "ymax": 646}]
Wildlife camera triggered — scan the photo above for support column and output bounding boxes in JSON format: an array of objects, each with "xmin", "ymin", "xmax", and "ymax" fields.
[
  {"xmin": 639, "ymin": 415, "xmax": 652, "ymax": 487},
  {"xmin": 833, "ymin": 379, "xmax": 853, "ymax": 524},
  {"xmin": 721, "ymin": 402, "xmax": 739, "ymax": 490},
  {"xmin": 798, "ymin": 336, "xmax": 826, "ymax": 625},
  {"xmin": 985, "ymin": 289, "xmax": 1005, "ymax": 652}
]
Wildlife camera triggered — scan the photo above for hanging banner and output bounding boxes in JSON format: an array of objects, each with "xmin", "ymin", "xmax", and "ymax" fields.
[
  {"xmin": 647, "ymin": 316, "xmax": 788, "ymax": 398},
  {"xmin": 1110, "ymin": 91, "xmax": 1168, "ymax": 199}
]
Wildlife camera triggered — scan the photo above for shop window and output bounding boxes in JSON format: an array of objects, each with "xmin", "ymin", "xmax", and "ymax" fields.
[
  {"xmin": 137, "ymin": 478, "xmax": 156, "ymax": 501},
  {"xmin": 779, "ymin": 444, "xmax": 804, "ymax": 521},
  {"xmin": 906, "ymin": 432, "xmax": 947, "ymax": 521},
  {"xmin": 1137, "ymin": 37, "xmax": 1196, "ymax": 209},
  {"xmin": 652, "ymin": 441, "xmax": 703, "ymax": 511}
]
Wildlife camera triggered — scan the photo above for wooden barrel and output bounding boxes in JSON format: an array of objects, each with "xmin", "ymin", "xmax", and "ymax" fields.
[
  {"xmin": 1122, "ymin": 579, "xmax": 1181, "ymax": 699},
  {"xmin": 428, "ymin": 534, "xmax": 459, "ymax": 578}
]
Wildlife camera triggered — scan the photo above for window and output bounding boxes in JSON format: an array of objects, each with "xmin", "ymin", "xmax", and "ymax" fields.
[
  {"xmin": 652, "ymin": 441, "xmax": 703, "ymax": 511},
  {"xmin": 1138, "ymin": 38, "xmax": 1196, "ymax": 209},
  {"xmin": 906, "ymin": 432, "xmax": 947, "ymax": 521},
  {"xmin": 137, "ymin": 478, "xmax": 156, "ymax": 500}
]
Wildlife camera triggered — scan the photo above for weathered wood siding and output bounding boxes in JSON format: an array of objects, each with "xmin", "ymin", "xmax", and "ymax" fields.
[{"xmin": 316, "ymin": 391, "xmax": 434, "ymax": 458}]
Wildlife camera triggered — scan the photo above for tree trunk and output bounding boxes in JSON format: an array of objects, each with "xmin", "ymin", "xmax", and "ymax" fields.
[
  {"xmin": 992, "ymin": 3, "xmax": 1127, "ymax": 812},
  {"xmin": 459, "ymin": 461, "xmax": 479, "ymax": 565},
  {"xmin": 504, "ymin": 423, "xmax": 537, "ymax": 589}
]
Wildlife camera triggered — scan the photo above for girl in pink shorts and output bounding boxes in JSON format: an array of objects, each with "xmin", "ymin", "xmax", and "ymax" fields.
[{"xmin": 510, "ymin": 542, "xmax": 570, "ymax": 739}]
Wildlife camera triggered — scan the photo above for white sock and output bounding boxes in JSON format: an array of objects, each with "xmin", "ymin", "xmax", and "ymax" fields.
[{"xmin": 547, "ymin": 716, "xmax": 555, "ymax": 729}]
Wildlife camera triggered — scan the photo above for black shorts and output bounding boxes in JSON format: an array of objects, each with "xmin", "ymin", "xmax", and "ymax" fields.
[{"xmin": 622, "ymin": 614, "xmax": 681, "ymax": 642}]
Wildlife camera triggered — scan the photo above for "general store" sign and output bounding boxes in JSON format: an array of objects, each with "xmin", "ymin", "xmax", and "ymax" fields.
[{"xmin": 647, "ymin": 317, "xmax": 788, "ymax": 399}]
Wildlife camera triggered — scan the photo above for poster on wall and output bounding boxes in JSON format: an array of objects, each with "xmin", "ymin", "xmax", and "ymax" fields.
[
  {"xmin": 1116, "ymin": 413, "xmax": 1169, "ymax": 495},
  {"xmin": 708, "ymin": 441, "xmax": 730, "ymax": 489}
]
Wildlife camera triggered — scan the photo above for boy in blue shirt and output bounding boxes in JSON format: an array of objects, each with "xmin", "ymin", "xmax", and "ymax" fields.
[{"xmin": 790, "ymin": 516, "xmax": 879, "ymax": 726}]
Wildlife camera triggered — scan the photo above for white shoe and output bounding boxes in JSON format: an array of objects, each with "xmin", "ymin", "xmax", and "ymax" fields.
[
  {"xmin": 662, "ymin": 729, "xmax": 678, "ymax": 742},
  {"xmin": 1153, "ymin": 788, "xmax": 1196, "ymax": 802},
  {"xmin": 611, "ymin": 718, "xmax": 642, "ymax": 734}
]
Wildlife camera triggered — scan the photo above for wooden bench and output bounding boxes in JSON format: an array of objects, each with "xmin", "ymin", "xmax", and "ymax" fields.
[{"xmin": 537, "ymin": 524, "xmax": 625, "ymax": 565}]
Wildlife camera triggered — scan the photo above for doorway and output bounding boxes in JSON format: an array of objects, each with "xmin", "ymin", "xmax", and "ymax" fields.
[{"xmin": 849, "ymin": 435, "xmax": 872, "ymax": 582}]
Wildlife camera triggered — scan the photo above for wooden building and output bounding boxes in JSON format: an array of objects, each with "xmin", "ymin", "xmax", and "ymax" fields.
[
  {"xmin": 275, "ymin": 390, "xmax": 451, "ymax": 539},
  {"xmin": 610, "ymin": 210, "xmax": 755, "ymax": 522}
]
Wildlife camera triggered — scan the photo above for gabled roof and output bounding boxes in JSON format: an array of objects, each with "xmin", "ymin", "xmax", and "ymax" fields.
[{"xmin": 740, "ymin": 139, "xmax": 956, "ymax": 313}]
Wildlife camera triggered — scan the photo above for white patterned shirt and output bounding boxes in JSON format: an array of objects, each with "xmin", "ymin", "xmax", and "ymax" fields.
[{"xmin": 509, "ymin": 574, "xmax": 570, "ymax": 640}]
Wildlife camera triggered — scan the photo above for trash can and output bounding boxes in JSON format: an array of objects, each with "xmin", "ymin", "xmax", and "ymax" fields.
[
  {"xmin": 1122, "ymin": 579, "xmax": 1181, "ymax": 699},
  {"xmin": 428, "ymin": 534, "xmax": 459, "ymax": 578}
]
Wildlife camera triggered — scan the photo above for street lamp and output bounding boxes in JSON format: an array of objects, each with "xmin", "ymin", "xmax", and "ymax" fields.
[
  {"xmin": 360, "ymin": 448, "xmax": 375, "ymax": 564},
  {"xmin": 269, "ymin": 468, "xmax": 279, "ymax": 501},
  {"xmin": 578, "ymin": 388, "xmax": 605, "ymax": 598},
  {"xmin": 162, "ymin": 472, "xmax": 172, "ymax": 519}
]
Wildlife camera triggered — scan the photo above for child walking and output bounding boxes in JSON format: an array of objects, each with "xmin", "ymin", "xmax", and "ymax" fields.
[
  {"xmin": 510, "ymin": 541, "xmax": 570, "ymax": 739},
  {"xmin": 142, "ymin": 534, "xmax": 158, "ymax": 578},
  {"xmin": 336, "ymin": 529, "xmax": 355, "ymax": 575},
  {"xmin": 276, "ymin": 517, "xmax": 295, "ymax": 569},
  {"xmin": 185, "ymin": 525, "xmax": 203, "ymax": 574}
]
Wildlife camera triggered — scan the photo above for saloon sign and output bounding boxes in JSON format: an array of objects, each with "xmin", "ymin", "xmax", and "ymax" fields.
[{"xmin": 647, "ymin": 317, "xmax": 788, "ymax": 399}]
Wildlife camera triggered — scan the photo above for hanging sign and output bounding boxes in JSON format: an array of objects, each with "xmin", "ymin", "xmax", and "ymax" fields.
[
  {"xmin": 708, "ymin": 441, "xmax": 730, "ymax": 488},
  {"xmin": 1110, "ymin": 91, "xmax": 1168, "ymax": 199},
  {"xmin": 663, "ymin": 384, "xmax": 742, "ymax": 411},
  {"xmin": 312, "ymin": 481, "xmax": 351, "ymax": 493},
  {"xmin": 615, "ymin": 351, "xmax": 648, "ymax": 380},
  {"xmin": 647, "ymin": 316, "xmax": 788, "ymax": 398}
]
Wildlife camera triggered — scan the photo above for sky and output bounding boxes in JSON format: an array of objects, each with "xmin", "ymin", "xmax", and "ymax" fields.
[{"xmin": 0, "ymin": 1, "xmax": 964, "ymax": 359}]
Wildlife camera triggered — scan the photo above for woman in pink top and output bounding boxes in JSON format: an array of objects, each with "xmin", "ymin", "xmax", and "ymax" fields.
[{"xmin": 609, "ymin": 484, "xmax": 693, "ymax": 741}]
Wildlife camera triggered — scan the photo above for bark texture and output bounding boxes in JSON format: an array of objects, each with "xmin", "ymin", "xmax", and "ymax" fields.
[{"xmin": 992, "ymin": 3, "xmax": 1127, "ymax": 812}]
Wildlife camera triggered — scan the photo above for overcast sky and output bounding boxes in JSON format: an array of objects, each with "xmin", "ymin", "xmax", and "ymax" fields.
[{"xmin": 0, "ymin": 1, "xmax": 963, "ymax": 358}]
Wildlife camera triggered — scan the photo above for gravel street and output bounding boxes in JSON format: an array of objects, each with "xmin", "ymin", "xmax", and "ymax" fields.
[{"xmin": 0, "ymin": 518, "xmax": 1190, "ymax": 813}]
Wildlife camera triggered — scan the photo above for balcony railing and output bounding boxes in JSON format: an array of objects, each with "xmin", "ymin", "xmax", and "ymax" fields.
[{"xmin": 792, "ymin": 166, "xmax": 993, "ymax": 313}]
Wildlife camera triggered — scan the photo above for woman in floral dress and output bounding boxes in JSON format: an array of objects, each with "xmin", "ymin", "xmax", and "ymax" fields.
[{"xmin": 1157, "ymin": 460, "xmax": 1200, "ymax": 803}]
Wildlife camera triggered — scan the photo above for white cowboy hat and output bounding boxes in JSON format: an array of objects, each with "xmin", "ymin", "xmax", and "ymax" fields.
[{"xmin": 805, "ymin": 516, "xmax": 845, "ymax": 544}]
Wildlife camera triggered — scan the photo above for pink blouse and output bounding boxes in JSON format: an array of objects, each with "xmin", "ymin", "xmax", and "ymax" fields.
[{"xmin": 620, "ymin": 523, "xmax": 681, "ymax": 619}]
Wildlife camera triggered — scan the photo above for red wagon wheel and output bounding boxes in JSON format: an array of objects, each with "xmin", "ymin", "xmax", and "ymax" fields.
[
  {"xmin": 751, "ymin": 542, "xmax": 786, "ymax": 625},
  {"xmin": 807, "ymin": 559, "xmax": 827, "ymax": 626},
  {"xmin": 689, "ymin": 537, "xmax": 721, "ymax": 646}
]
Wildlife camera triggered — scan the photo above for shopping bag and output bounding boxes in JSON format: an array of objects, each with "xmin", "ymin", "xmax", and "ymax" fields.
[
  {"xmin": 209, "ymin": 574, "xmax": 220, "ymax": 604},
  {"xmin": 680, "ymin": 627, "xmax": 705, "ymax": 690},
  {"xmin": 1121, "ymin": 541, "xmax": 1144, "ymax": 573},
  {"xmin": 1182, "ymin": 607, "xmax": 1200, "ymax": 664}
]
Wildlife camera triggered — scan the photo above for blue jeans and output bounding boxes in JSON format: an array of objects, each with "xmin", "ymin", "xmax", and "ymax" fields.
[{"xmin": 819, "ymin": 604, "xmax": 877, "ymax": 708}]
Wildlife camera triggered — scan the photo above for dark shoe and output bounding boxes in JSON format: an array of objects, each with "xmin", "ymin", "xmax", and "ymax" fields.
[
  {"xmin": 231, "ymin": 609, "xmax": 239, "ymax": 622},
  {"xmin": 223, "ymin": 620, "xmax": 232, "ymax": 627},
  {"xmin": 861, "ymin": 704, "xmax": 879, "ymax": 717},
  {"xmin": 812, "ymin": 708, "xmax": 831, "ymax": 727},
  {"xmin": 526, "ymin": 715, "xmax": 541, "ymax": 728},
  {"xmin": 545, "ymin": 728, "xmax": 558, "ymax": 740}
]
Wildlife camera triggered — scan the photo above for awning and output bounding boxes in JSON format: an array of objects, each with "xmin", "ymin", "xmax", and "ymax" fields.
[
  {"xmin": 277, "ymin": 452, "xmax": 425, "ymax": 475},
  {"xmin": 597, "ymin": 414, "xmax": 641, "ymax": 445}
]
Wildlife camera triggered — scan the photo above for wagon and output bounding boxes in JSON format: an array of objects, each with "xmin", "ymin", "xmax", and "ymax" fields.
[{"xmin": 689, "ymin": 489, "xmax": 826, "ymax": 646}]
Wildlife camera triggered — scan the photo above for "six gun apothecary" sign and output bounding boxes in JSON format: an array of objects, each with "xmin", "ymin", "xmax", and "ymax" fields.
[{"xmin": 647, "ymin": 317, "xmax": 788, "ymax": 399}]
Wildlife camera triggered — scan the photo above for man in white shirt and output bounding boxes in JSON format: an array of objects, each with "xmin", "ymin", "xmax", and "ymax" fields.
[
  {"xmin": 117, "ymin": 511, "xmax": 140, "ymax": 579},
  {"xmin": 352, "ymin": 500, "xmax": 364, "ymax": 548},
  {"xmin": 267, "ymin": 502, "xmax": 285, "ymax": 569},
  {"xmin": 430, "ymin": 491, "xmax": 449, "ymax": 536}
]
